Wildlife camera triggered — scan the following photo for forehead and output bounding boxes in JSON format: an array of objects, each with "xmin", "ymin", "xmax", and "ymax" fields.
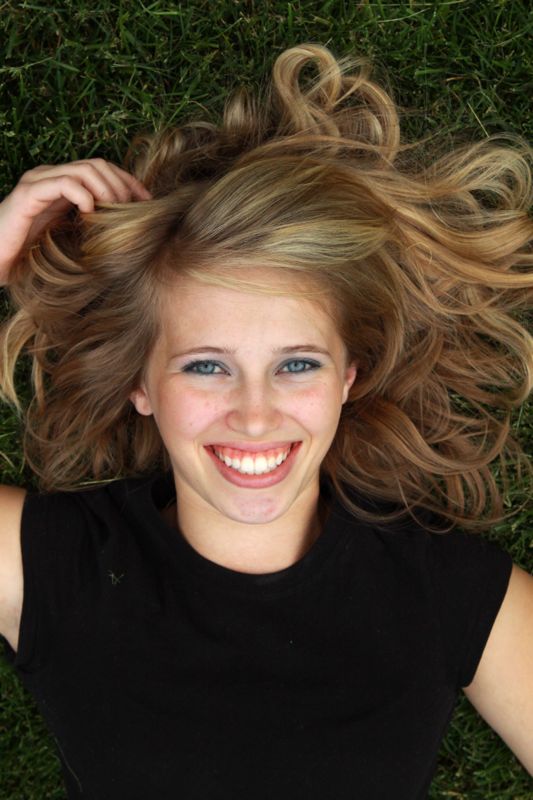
[{"xmin": 157, "ymin": 271, "xmax": 339, "ymax": 344}]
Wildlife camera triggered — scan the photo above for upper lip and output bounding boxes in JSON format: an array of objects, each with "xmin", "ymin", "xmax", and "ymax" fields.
[{"xmin": 207, "ymin": 441, "xmax": 299, "ymax": 453}]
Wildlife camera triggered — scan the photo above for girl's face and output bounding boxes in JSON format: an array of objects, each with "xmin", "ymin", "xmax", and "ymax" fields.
[{"xmin": 130, "ymin": 271, "xmax": 357, "ymax": 526}]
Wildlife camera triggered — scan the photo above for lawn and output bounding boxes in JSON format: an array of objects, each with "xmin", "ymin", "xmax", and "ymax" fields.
[{"xmin": 0, "ymin": 1, "xmax": 532, "ymax": 798}]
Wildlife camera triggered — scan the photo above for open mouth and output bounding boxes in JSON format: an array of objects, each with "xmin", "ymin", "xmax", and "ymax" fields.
[
  {"xmin": 208, "ymin": 442, "xmax": 298, "ymax": 475},
  {"xmin": 204, "ymin": 441, "xmax": 302, "ymax": 486}
]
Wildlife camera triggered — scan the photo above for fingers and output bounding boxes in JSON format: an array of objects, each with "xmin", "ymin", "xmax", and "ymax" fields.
[
  {"xmin": 22, "ymin": 159, "xmax": 152, "ymax": 206},
  {"xmin": 105, "ymin": 162, "xmax": 153, "ymax": 201},
  {"xmin": 19, "ymin": 175, "xmax": 100, "ymax": 215}
]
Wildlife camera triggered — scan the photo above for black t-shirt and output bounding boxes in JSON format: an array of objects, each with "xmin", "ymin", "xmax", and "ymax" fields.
[{"xmin": 1, "ymin": 471, "xmax": 512, "ymax": 799}]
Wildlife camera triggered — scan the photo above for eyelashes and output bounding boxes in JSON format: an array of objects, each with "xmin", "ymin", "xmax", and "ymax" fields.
[{"xmin": 181, "ymin": 358, "xmax": 322, "ymax": 376}]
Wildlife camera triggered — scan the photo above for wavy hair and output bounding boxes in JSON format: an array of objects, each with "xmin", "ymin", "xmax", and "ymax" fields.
[{"xmin": 1, "ymin": 43, "xmax": 532, "ymax": 530}]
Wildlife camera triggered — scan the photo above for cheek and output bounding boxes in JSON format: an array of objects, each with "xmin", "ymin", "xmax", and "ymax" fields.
[
  {"xmin": 155, "ymin": 385, "xmax": 224, "ymax": 437},
  {"xmin": 287, "ymin": 384, "xmax": 339, "ymax": 430}
]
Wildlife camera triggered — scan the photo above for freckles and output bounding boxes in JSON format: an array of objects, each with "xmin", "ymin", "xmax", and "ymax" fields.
[
  {"xmin": 294, "ymin": 385, "xmax": 331, "ymax": 412},
  {"xmin": 181, "ymin": 394, "xmax": 224, "ymax": 433},
  {"xmin": 300, "ymin": 389, "xmax": 341, "ymax": 429},
  {"xmin": 199, "ymin": 396, "xmax": 225, "ymax": 416}
]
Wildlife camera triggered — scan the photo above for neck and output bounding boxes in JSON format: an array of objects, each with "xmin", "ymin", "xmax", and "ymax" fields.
[{"xmin": 162, "ymin": 480, "xmax": 330, "ymax": 575}]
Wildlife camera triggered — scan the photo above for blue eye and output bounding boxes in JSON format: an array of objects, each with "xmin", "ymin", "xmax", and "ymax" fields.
[
  {"xmin": 181, "ymin": 359, "xmax": 321, "ymax": 375},
  {"xmin": 280, "ymin": 359, "xmax": 321, "ymax": 373},
  {"xmin": 182, "ymin": 360, "xmax": 225, "ymax": 375}
]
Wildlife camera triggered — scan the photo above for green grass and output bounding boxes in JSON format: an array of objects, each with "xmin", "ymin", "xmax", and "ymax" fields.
[{"xmin": 0, "ymin": 0, "xmax": 532, "ymax": 797}]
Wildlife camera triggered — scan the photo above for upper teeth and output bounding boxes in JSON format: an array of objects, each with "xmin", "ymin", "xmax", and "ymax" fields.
[{"xmin": 213, "ymin": 445, "xmax": 293, "ymax": 475}]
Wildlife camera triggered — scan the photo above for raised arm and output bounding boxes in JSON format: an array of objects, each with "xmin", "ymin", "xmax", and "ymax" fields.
[{"xmin": 0, "ymin": 159, "xmax": 151, "ymax": 650}]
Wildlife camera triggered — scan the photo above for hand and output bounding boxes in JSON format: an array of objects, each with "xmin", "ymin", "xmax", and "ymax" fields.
[{"xmin": 0, "ymin": 158, "xmax": 152, "ymax": 286}]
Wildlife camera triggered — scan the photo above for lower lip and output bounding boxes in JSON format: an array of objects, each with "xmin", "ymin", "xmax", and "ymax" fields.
[{"xmin": 204, "ymin": 442, "xmax": 302, "ymax": 488}]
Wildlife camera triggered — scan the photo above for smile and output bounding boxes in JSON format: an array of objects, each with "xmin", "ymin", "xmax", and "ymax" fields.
[
  {"xmin": 211, "ymin": 444, "xmax": 293, "ymax": 475},
  {"xmin": 204, "ymin": 442, "xmax": 302, "ymax": 488}
]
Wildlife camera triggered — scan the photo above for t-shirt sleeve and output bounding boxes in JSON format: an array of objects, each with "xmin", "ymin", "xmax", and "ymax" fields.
[
  {"xmin": 427, "ymin": 528, "xmax": 513, "ymax": 690},
  {"xmin": 2, "ymin": 488, "xmax": 102, "ymax": 673}
]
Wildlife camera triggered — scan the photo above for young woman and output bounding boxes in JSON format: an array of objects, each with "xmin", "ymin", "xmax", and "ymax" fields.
[{"xmin": 0, "ymin": 43, "xmax": 532, "ymax": 799}]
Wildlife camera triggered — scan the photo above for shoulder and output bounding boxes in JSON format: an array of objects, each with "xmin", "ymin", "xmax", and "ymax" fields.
[
  {"xmin": 19, "ymin": 471, "xmax": 164, "ymax": 532},
  {"xmin": 0, "ymin": 485, "xmax": 27, "ymax": 651},
  {"xmin": 0, "ymin": 472, "xmax": 165, "ymax": 659},
  {"xmin": 0, "ymin": 472, "xmax": 162, "ymax": 639}
]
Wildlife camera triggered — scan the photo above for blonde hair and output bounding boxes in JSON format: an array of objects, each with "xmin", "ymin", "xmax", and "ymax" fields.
[{"xmin": 1, "ymin": 43, "xmax": 532, "ymax": 530}]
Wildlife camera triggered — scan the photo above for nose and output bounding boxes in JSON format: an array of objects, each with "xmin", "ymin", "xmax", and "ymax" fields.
[{"xmin": 226, "ymin": 379, "xmax": 283, "ymax": 437}]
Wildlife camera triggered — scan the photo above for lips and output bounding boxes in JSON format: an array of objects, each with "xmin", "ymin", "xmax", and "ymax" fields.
[{"xmin": 204, "ymin": 441, "xmax": 302, "ymax": 488}]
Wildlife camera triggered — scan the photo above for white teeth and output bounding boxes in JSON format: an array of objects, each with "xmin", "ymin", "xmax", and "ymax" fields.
[{"xmin": 213, "ymin": 446, "xmax": 292, "ymax": 475}]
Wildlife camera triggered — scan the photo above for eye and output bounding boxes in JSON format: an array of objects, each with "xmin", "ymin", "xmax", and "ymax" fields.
[
  {"xmin": 279, "ymin": 359, "xmax": 321, "ymax": 374},
  {"xmin": 180, "ymin": 358, "xmax": 322, "ymax": 376},
  {"xmin": 181, "ymin": 360, "xmax": 226, "ymax": 375}
]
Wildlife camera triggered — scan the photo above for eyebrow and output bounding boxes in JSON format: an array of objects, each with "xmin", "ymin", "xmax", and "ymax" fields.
[{"xmin": 173, "ymin": 345, "xmax": 331, "ymax": 357}]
